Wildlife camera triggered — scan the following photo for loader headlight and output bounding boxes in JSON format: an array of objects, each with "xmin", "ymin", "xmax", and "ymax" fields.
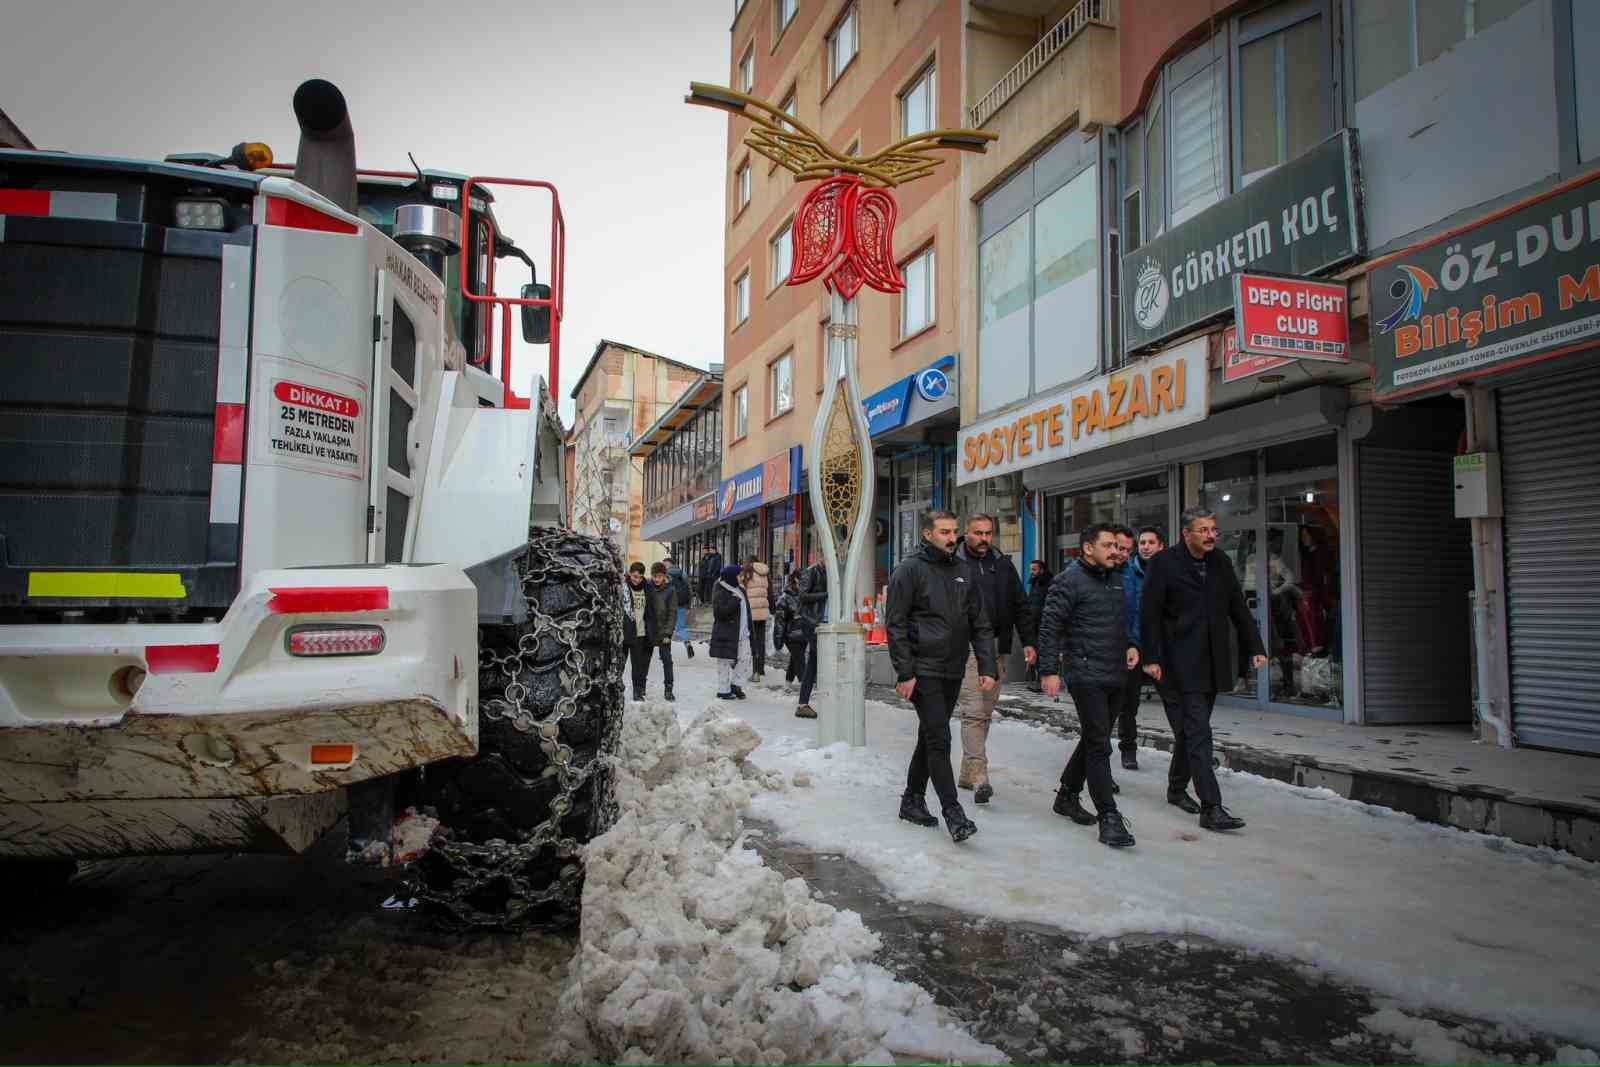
[{"xmin": 174, "ymin": 197, "xmax": 227, "ymax": 230}]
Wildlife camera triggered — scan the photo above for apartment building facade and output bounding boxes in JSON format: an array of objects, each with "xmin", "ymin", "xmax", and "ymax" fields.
[
  {"xmin": 719, "ymin": 0, "xmax": 966, "ymax": 593},
  {"xmin": 566, "ymin": 339, "xmax": 703, "ymax": 566}
]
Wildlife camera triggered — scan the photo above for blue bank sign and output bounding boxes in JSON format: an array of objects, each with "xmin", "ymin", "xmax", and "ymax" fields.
[{"xmin": 863, "ymin": 354, "xmax": 957, "ymax": 437}]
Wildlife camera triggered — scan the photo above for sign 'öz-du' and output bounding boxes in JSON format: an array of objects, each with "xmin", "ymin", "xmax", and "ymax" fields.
[
  {"xmin": 1121, "ymin": 129, "xmax": 1364, "ymax": 353},
  {"xmin": 1371, "ymin": 170, "xmax": 1600, "ymax": 399}
]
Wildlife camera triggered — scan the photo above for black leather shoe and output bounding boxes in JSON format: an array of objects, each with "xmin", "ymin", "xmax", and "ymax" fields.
[
  {"xmin": 974, "ymin": 783, "xmax": 994, "ymax": 805},
  {"xmin": 1167, "ymin": 791, "xmax": 1202, "ymax": 814},
  {"xmin": 685, "ymin": 645, "xmax": 695, "ymax": 659},
  {"xmin": 730, "ymin": 686, "xmax": 747, "ymax": 700},
  {"xmin": 1099, "ymin": 811, "xmax": 1135, "ymax": 848},
  {"xmin": 1053, "ymin": 791, "xmax": 1096, "ymax": 825},
  {"xmin": 1200, "ymin": 805, "xmax": 1246, "ymax": 832},
  {"xmin": 632, "ymin": 690, "xmax": 644, "ymax": 702},
  {"xmin": 716, "ymin": 691, "xmax": 737, "ymax": 700},
  {"xmin": 663, "ymin": 687, "xmax": 675, "ymax": 702},
  {"xmin": 1122, "ymin": 752, "xmax": 1139, "ymax": 770},
  {"xmin": 943, "ymin": 803, "xmax": 978, "ymax": 843},
  {"xmin": 899, "ymin": 795, "xmax": 938, "ymax": 827}
]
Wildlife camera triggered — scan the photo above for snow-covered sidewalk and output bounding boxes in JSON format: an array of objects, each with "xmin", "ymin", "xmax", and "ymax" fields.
[{"xmin": 658, "ymin": 655, "xmax": 1600, "ymax": 1057}]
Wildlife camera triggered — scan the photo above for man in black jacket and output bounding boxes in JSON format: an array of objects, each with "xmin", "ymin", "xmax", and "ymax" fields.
[
  {"xmin": 1025, "ymin": 561, "xmax": 1053, "ymax": 691},
  {"xmin": 793, "ymin": 551, "xmax": 829, "ymax": 719},
  {"xmin": 1037, "ymin": 523, "xmax": 1139, "ymax": 848},
  {"xmin": 1140, "ymin": 507, "xmax": 1267, "ymax": 832},
  {"xmin": 698, "ymin": 545, "xmax": 723, "ymax": 606},
  {"xmin": 954, "ymin": 514, "xmax": 1037, "ymax": 804},
  {"xmin": 885, "ymin": 509, "xmax": 995, "ymax": 843}
]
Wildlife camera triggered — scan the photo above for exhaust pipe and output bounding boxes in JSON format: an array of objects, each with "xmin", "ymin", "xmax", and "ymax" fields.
[{"xmin": 291, "ymin": 79, "xmax": 357, "ymax": 215}]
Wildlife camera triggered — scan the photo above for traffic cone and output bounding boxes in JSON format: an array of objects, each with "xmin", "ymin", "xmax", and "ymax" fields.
[{"xmin": 867, "ymin": 591, "xmax": 888, "ymax": 645}]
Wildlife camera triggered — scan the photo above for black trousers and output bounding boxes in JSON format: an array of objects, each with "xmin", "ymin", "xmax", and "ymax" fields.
[
  {"xmin": 905, "ymin": 675, "xmax": 963, "ymax": 811},
  {"xmin": 749, "ymin": 620, "xmax": 767, "ymax": 676},
  {"xmin": 1161, "ymin": 688, "xmax": 1222, "ymax": 808},
  {"xmin": 628, "ymin": 636, "xmax": 673, "ymax": 695},
  {"xmin": 784, "ymin": 639, "xmax": 809, "ymax": 682},
  {"xmin": 799, "ymin": 633, "xmax": 819, "ymax": 704},
  {"xmin": 1062, "ymin": 683, "xmax": 1121, "ymax": 815},
  {"xmin": 1112, "ymin": 667, "xmax": 1143, "ymax": 754}
]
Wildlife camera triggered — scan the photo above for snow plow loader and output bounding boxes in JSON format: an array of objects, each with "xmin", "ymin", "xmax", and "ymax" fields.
[{"xmin": 0, "ymin": 80, "xmax": 625, "ymax": 928}]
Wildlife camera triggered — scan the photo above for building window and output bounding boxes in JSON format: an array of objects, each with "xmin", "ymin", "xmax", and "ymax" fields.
[
  {"xmin": 775, "ymin": 0, "xmax": 797, "ymax": 37},
  {"xmin": 770, "ymin": 351, "xmax": 794, "ymax": 417},
  {"xmin": 1120, "ymin": 120, "xmax": 1143, "ymax": 253},
  {"xmin": 771, "ymin": 220, "xmax": 793, "ymax": 288},
  {"xmin": 900, "ymin": 246, "xmax": 934, "ymax": 338},
  {"xmin": 1237, "ymin": 6, "xmax": 1328, "ymax": 186},
  {"xmin": 733, "ymin": 270, "xmax": 750, "ymax": 325},
  {"xmin": 1166, "ymin": 36, "xmax": 1226, "ymax": 225},
  {"xmin": 733, "ymin": 384, "xmax": 749, "ymax": 439},
  {"xmin": 901, "ymin": 65, "xmax": 936, "ymax": 138},
  {"xmin": 779, "ymin": 88, "xmax": 797, "ymax": 131},
  {"xmin": 736, "ymin": 161, "xmax": 750, "ymax": 211},
  {"xmin": 827, "ymin": 6, "xmax": 857, "ymax": 84},
  {"xmin": 739, "ymin": 45, "xmax": 754, "ymax": 93},
  {"xmin": 1353, "ymin": 0, "xmax": 1532, "ymax": 102},
  {"xmin": 1144, "ymin": 96, "xmax": 1166, "ymax": 239},
  {"xmin": 977, "ymin": 130, "xmax": 1099, "ymax": 413}
]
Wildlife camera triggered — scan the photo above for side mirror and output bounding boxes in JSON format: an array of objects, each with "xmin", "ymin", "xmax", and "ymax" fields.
[{"xmin": 521, "ymin": 282, "xmax": 552, "ymax": 344}]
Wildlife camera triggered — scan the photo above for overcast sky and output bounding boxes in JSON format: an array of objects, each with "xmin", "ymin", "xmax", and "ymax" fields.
[{"xmin": 0, "ymin": 0, "xmax": 731, "ymax": 422}]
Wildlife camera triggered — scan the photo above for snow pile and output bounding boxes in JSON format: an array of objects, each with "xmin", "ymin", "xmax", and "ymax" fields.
[{"xmin": 552, "ymin": 700, "xmax": 1002, "ymax": 1065}]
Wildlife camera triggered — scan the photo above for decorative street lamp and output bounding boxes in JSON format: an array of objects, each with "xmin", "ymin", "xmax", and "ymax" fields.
[{"xmin": 687, "ymin": 82, "xmax": 996, "ymax": 746}]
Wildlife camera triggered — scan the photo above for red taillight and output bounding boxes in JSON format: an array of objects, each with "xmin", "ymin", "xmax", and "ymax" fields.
[
  {"xmin": 264, "ymin": 196, "xmax": 358, "ymax": 235},
  {"xmin": 146, "ymin": 643, "xmax": 221, "ymax": 674},
  {"xmin": 286, "ymin": 625, "xmax": 386, "ymax": 657},
  {"xmin": 268, "ymin": 586, "xmax": 389, "ymax": 614}
]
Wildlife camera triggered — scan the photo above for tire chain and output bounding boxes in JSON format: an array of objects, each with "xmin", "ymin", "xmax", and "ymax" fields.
[{"xmin": 410, "ymin": 527, "xmax": 624, "ymax": 930}]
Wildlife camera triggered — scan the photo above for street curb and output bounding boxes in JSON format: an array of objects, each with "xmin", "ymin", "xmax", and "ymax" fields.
[{"xmin": 1064, "ymin": 707, "xmax": 1600, "ymax": 863}]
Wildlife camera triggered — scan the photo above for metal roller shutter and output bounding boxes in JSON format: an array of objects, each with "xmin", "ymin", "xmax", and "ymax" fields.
[
  {"xmin": 1499, "ymin": 365, "xmax": 1600, "ymax": 755},
  {"xmin": 1359, "ymin": 447, "xmax": 1473, "ymax": 723}
]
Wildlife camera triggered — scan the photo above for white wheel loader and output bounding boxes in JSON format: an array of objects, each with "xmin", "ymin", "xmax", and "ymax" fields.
[{"xmin": 0, "ymin": 80, "xmax": 625, "ymax": 927}]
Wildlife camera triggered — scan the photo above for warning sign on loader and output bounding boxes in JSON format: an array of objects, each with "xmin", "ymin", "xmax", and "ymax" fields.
[{"xmin": 257, "ymin": 359, "xmax": 367, "ymax": 480}]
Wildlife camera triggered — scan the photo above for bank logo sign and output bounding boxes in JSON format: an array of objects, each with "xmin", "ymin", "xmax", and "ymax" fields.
[
  {"xmin": 1371, "ymin": 169, "xmax": 1600, "ymax": 399},
  {"xmin": 915, "ymin": 367, "xmax": 949, "ymax": 402}
]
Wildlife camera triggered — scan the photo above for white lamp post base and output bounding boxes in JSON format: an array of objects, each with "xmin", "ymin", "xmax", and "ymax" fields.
[{"xmin": 815, "ymin": 622, "xmax": 867, "ymax": 747}]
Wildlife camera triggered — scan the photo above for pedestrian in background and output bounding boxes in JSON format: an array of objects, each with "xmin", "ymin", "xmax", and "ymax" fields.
[
  {"xmin": 885, "ymin": 509, "xmax": 995, "ymax": 843},
  {"xmin": 776, "ymin": 572, "xmax": 811, "ymax": 685},
  {"xmin": 622, "ymin": 562, "xmax": 674, "ymax": 701},
  {"xmin": 794, "ymin": 548, "xmax": 828, "ymax": 719},
  {"xmin": 648, "ymin": 562, "xmax": 677, "ymax": 701},
  {"xmin": 664, "ymin": 555, "xmax": 695, "ymax": 659},
  {"xmin": 1036, "ymin": 523, "xmax": 1139, "ymax": 849},
  {"xmin": 710, "ymin": 563, "xmax": 751, "ymax": 701},
  {"xmin": 1025, "ymin": 560, "xmax": 1053, "ymax": 692},
  {"xmin": 953, "ymin": 513, "xmax": 1036, "ymax": 805},
  {"xmin": 699, "ymin": 544, "xmax": 722, "ymax": 606},
  {"xmin": 1110, "ymin": 525, "xmax": 1142, "ymax": 770},
  {"xmin": 743, "ymin": 557, "xmax": 771, "ymax": 684},
  {"xmin": 1140, "ymin": 507, "xmax": 1267, "ymax": 832},
  {"xmin": 1114, "ymin": 525, "xmax": 1164, "ymax": 769}
]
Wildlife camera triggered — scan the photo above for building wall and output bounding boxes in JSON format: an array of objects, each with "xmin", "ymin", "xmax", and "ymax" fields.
[
  {"xmin": 957, "ymin": 17, "xmax": 1120, "ymax": 424},
  {"xmin": 568, "ymin": 343, "xmax": 698, "ymax": 565},
  {"xmin": 723, "ymin": 0, "xmax": 966, "ymax": 487}
]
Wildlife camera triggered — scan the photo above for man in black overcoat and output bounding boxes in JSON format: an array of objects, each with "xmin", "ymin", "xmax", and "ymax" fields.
[{"xmin": 1139, "ymin": 506, "xmax": 1267, "ymax": 831}]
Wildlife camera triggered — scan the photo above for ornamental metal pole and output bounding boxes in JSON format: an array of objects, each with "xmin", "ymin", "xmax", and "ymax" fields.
[
  {"xmin": 685, "ymin": 81, "xmax": 995, "ymax": 748},
  {"xmin": 807, "ymin": 287, "xmax": 874, "ymax": 747}
]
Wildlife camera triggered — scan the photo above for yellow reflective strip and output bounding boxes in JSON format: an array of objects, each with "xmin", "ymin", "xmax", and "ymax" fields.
[{"xmin": 27, "ymin": 572, "xmax": 187, "ymax": 599}]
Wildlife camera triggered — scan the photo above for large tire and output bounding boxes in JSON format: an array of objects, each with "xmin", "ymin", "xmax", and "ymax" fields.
[{"xmin": 411, "ymin": 527, "xmax": 625, "ymax": 930}]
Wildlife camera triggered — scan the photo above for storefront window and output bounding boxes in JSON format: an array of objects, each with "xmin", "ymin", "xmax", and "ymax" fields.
[
  {"xmin": 1264, "ymin": 436, "xmax": 1342, "ymax": 710},
  {"xmin": 1045, "ymin": 471, "xmax": 1171, "ymax": 574},
  {"xmin": 733, "ymin": 515, "xmax": 760, "ymax": 566},
  {"xmin": 767, "ymin": 499, "xmax": 799, "ymax": 578},
  {"xmin": 952, "ymin": 473, "xmax": 1024, "ymax": 559},
  {"xmin": 1181, "ymin": 436, "xmax": 1342, "ymax": 713}
]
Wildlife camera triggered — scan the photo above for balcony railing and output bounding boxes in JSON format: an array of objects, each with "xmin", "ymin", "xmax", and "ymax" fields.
[{"xmin": 969, "ymin": 0, "xmax": 1117, "ymax": 128}]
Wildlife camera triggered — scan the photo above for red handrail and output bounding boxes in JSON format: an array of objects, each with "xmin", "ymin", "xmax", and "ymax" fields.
[{"xmin": 458, "ymin": 177, "xmax": 566, "ymax": 410}]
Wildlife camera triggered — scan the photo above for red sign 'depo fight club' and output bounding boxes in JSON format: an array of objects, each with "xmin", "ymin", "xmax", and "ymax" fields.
[{"xmin": 1232, "ymin": 272, "xmax": 1351, "ymax": 363}]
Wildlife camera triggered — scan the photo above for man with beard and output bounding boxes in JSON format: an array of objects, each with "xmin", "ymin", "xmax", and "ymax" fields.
[
  {"xmin": 885, "ymin": 509, "xmax": 995, "ymax": 843},
  {"xmin": 1140, "ymin": 507, "xmax": 1267, "ymax": 831}
]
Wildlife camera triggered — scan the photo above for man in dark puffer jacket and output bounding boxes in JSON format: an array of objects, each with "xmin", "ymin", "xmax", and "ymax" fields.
[{"xmin": 1036, "ymin": 522, "xmax": 1140, "ymax": 848}]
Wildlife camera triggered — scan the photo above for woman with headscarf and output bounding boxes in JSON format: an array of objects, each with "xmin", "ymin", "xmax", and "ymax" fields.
[{"xmin": 710, "ymin": 563, "xmax": 751, "ymax": 700}]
